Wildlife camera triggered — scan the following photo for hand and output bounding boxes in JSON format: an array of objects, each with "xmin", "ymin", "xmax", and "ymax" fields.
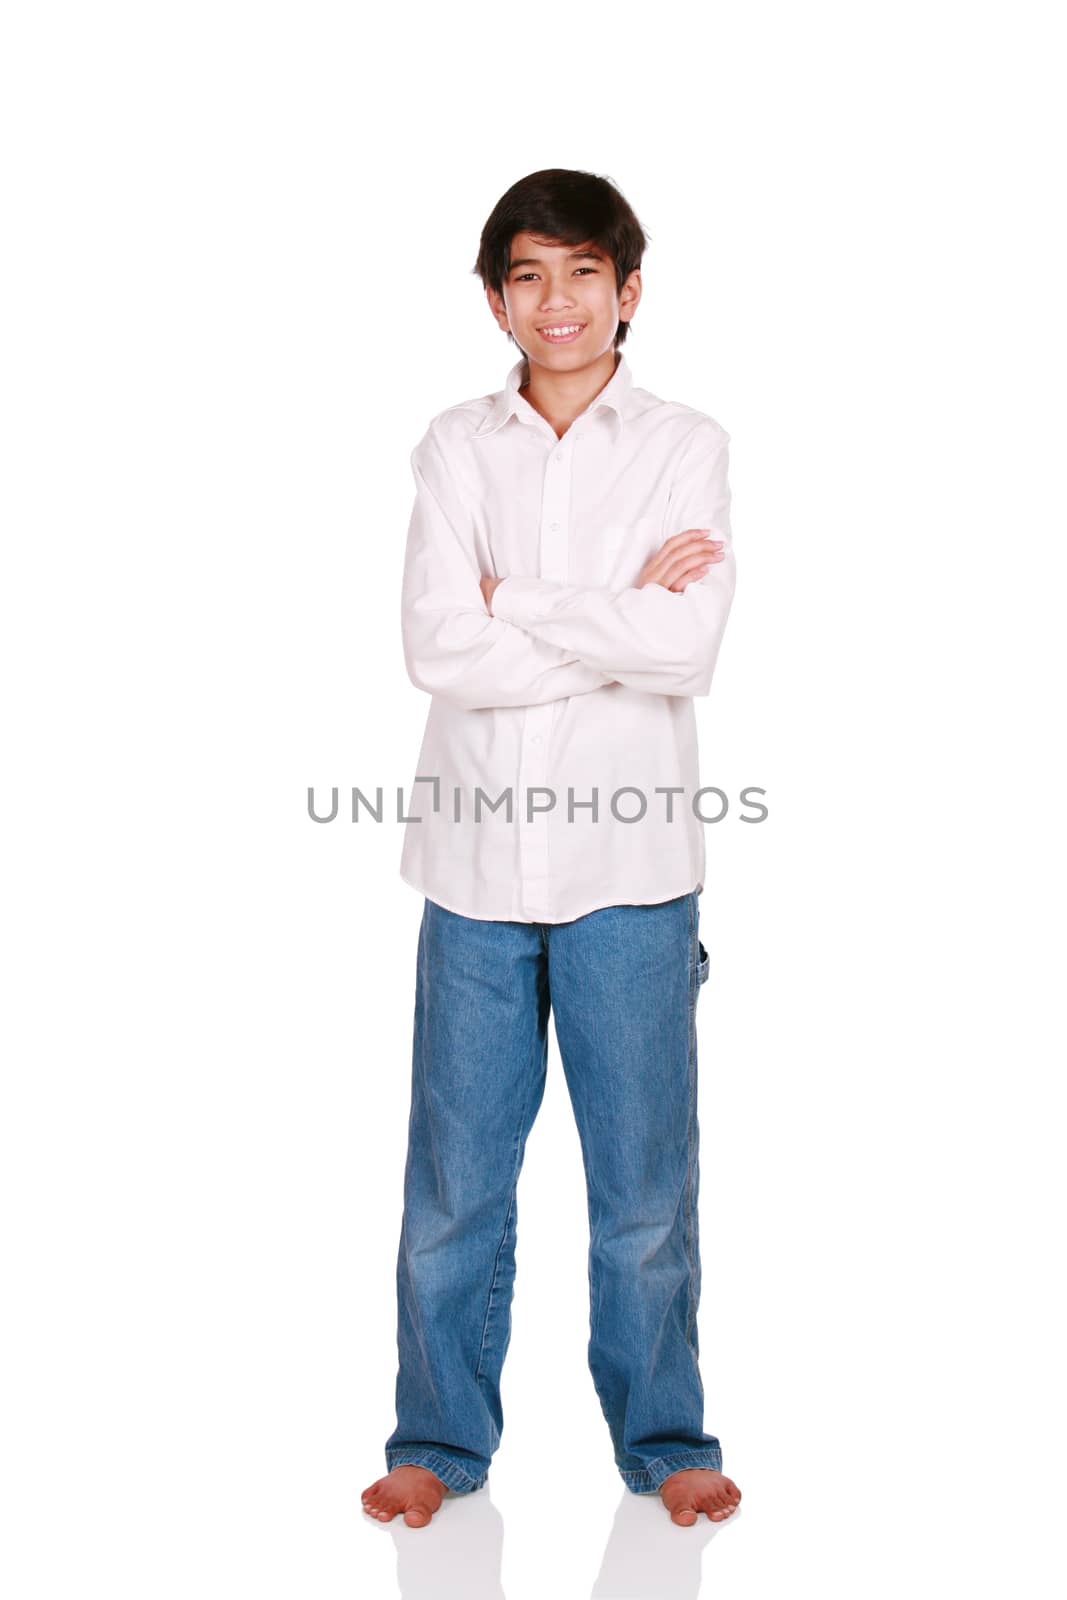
[
  {"xmin": 638, "ymin": 529, "xmax": 726, "ymax": 592},
  {"xmin": 480, "ymin": 575, "xmax": 505, "ymax": 614}
]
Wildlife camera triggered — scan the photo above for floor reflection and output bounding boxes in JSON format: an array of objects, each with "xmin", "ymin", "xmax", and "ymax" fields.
[
  {"xmin": 372, "ymin": 1487, "xmax": 505, "ymax": 1599},
  {"xmin": 365, "ymin": 1480, "xmax": 740, "ymax": 1600},
  {"xmin": 592, "ymin": 1489, "xmax": 738, "ymax": 1598}
]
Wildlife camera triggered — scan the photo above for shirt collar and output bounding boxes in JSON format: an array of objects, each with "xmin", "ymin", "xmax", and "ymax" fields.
[{"xmin": 472, "ymin": 348, "xmax": 635, "ymax": 440}]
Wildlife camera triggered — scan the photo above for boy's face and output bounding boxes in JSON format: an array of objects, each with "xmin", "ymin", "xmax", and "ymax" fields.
[{"xmin": 487, "ymin": 232, "xmax": 640, "ymax": 371}]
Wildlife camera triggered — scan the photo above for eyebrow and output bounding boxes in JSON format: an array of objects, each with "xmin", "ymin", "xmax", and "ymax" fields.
[{"xmin": 507, "ymin": 249, "xmax": 606, "ymax": 272}]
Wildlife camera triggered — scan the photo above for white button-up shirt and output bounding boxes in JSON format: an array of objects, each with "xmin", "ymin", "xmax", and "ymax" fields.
[{"xmin": 398, "ymin": 350, "xmax": 736, "ymax": 924}]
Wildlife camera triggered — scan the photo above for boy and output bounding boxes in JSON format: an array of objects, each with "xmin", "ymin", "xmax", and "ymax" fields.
[{"xmin": 362, "ymin": 169, "xmax": 742, "ymax": 1531}]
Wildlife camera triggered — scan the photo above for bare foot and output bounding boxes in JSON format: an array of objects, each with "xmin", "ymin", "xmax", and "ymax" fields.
[
  {"xmin": 659, "ymin": 1468, "xmax": 742, "ymax": 1526},
  {"xmin": 362, "ymin": 1465, "xmax": 448, "ymax": 1529}
]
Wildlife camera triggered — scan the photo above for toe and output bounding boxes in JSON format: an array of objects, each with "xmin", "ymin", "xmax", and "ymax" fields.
[
  {"xmin": 404, "ymin": 1505, "xmax": 432, "ymax": 1528},
  {"xmin": 671, "ymin": 1505, "xmax": 698, "ymax": 1526}
]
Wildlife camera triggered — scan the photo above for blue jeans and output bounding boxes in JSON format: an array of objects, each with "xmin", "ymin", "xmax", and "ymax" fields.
[{"xmin": 384, "ymin": 890, "xmax": 720, "ymax": 1495}]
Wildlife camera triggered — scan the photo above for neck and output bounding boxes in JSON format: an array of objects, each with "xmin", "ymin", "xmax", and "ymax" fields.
[{"xmin": 518, "ymin": 349, "xmax": 619, "ymax": 439}]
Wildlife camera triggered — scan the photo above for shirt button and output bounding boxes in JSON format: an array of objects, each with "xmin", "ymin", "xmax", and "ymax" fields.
[
  {"xmin": 531, "ymin": 735, "xmax": 542, "ymax": 744},
  {"xmin": 555, "ymin": 450, "xmax": 564, "ymax": 461},
  {"xmin": 550, "ymin": 521, "xmax": 559, "ymax": 531}
]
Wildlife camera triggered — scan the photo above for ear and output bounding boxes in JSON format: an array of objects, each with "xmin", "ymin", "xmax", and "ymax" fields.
[
  {"xmin": 619, "ymin": 269, "xmax": 642, "ymax": 323},
  {"xmin": 486, "ymin": 284, "xmax": 510, "ymax": 334}
]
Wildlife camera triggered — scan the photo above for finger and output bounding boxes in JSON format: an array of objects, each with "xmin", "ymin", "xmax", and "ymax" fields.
[
  {"xmin": 640, "ymin": 537, "xmax": 723, "ymax": 589},
  {"xmin": 662, "ymin": 529, "xmax": 725, "ymax": 553},
  {"xmin": 661, "ymin": 534, "xmax": 722, "ymax": 559},
  {"xmin": 658, "ymin": 543, "xmax": 724, "ymax": 586},
  {"xmin": 669, "ymin": 548, "xmax": 729, "ymax": 589},
  {"xmin": 669, "ymin": 563, "xmax": 712, "ymax": 590},
  {"xmin": 662, "ymin": 527, "xmax": 712, "ymax": 545},
  {"xmin": 662, "ymin": 533, "xmax": 724, "ymax": 568},
  {"xmin": 666, "ymin": 560, "xmax": 712, "ymax": 590}
]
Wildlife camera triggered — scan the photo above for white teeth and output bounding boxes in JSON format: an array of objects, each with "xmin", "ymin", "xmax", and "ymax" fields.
[{"xmin": 542, "ymin": 324, "xmax": 583, "ymax": 338}]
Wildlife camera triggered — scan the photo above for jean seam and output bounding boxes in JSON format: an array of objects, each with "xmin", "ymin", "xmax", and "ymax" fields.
[
  {"xmin": 684, "ymin": 894, "xmax": 698, "ymax": 1349},
  {"xmin": 474, "ymin": 1183, "xmax": 518, "ymax": 1387},
  {"xmin": 619, "ymin": 1446, "xmax": 724, "ymax": 1492},
  {"xmin": 685, "ymin": 992, "xmax": 697, "ymax": 1349},
  {"xmin": 383, "ymin": 1446, "xmax": 486, "ymax": 1494},
  {"xmin": 473, "ymin": 1048, "xmax": 533, "ymax": 1388},
  {"xmin": 687, "ymin": 895, "xmax": 700, "ymax": 1005}
]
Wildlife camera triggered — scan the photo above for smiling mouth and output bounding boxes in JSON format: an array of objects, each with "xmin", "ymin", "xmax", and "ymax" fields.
[{"xmin": 537, "ymin": 323, "xmax": 586, "ymax": 343}]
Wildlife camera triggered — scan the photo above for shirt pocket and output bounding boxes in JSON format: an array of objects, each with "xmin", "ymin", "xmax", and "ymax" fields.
[{"xmin": 580, "ymin": 514, "xmax": 664, "ymax": 587}]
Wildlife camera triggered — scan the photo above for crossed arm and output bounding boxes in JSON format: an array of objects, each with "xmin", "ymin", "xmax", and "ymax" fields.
[{"xmin": 400, "ymin": 417, "xmax": 737, "ymax": 710}]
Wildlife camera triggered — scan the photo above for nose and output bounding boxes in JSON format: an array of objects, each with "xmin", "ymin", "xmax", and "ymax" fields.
[{"xmin": 541, "ymin": 282, "xmax": 576, "ymax": 310}]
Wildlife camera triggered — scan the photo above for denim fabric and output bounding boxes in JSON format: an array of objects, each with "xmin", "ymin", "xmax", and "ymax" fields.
[{"xmin": 384, "ymin": 889, "xmax": 720, "ymax": 1495}]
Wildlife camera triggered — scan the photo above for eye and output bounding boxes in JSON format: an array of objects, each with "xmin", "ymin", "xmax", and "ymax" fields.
[{"xmin": 514, "ymin": 266, "xmax": 599, "ymax": 282}]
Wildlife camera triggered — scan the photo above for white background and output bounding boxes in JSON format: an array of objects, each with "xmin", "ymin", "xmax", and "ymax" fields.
[{"xmin": 2, "ymin": 2, "xmax": 1064, "ymax": 1596}]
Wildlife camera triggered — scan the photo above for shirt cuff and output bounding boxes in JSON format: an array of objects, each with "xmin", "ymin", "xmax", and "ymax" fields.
[{"xmin": 490, "ymin": 575, "xmax": 564, "ymax": 626}]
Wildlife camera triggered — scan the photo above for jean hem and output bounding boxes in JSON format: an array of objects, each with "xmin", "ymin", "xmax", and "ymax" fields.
[
  {"xmin": 384, "ymin": 1448, "xmax": 488, "ymax": 1495},
  {"xmin": 620, "ymin": 1447, "xmax": 724, "ymax": 1493}
]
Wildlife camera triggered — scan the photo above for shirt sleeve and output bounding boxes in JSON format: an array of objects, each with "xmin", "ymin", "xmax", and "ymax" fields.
[
  {"xmin": 490, "ymin": 420, "xmax": 737, "ymax": 698},
  {"xmin": 400, "ymin": 421, "xmax": 615, "ymax": 711}
]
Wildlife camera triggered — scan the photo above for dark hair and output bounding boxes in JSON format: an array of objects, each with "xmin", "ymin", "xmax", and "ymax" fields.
[{"xmin": 472, "ymin": 168, "xmax": 651, "ymax": 350}]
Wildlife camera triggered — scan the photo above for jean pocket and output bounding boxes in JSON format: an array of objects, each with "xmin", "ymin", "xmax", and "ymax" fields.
[{"xmin": 690, "ymin": 939, "xmax": 710, "ymax": 1006}]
